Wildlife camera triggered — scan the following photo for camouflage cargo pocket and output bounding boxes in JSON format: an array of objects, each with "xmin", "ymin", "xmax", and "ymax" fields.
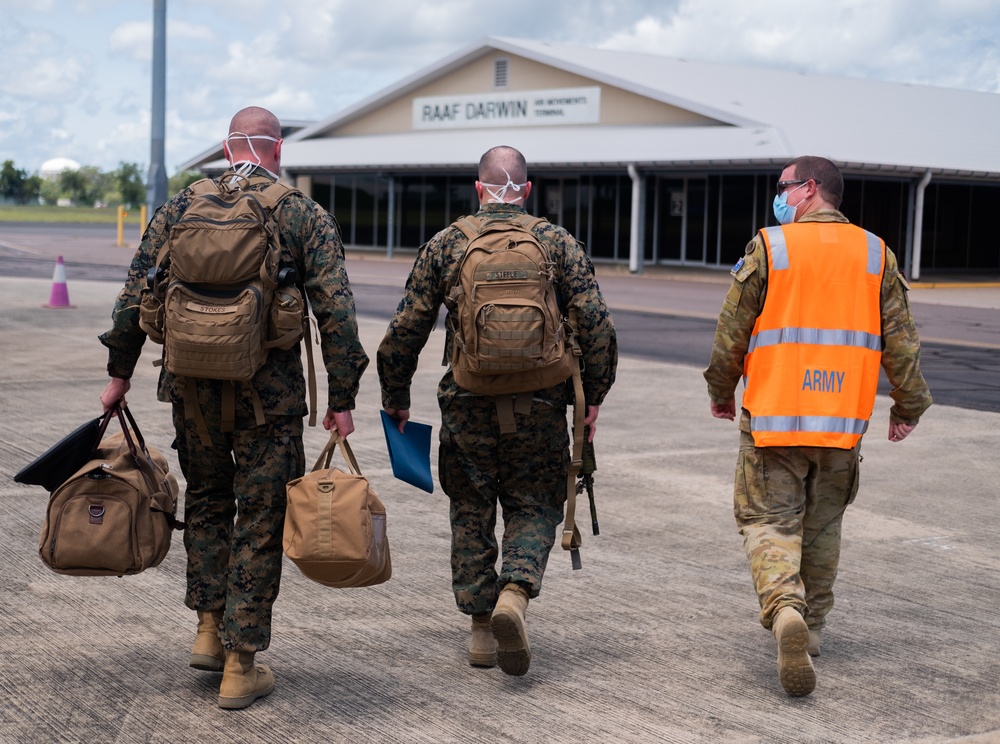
[
  {"xmin": 138, "ymin": 288, "xmax": 164, "ymax": 344},
  {"xmin": 268, "ymin": 286, "xmax": 305, "ymax": 351}
]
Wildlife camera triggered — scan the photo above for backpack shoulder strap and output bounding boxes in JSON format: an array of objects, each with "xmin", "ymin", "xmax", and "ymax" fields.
[
  {"xmin": 451, "ymin": 215, "xmax": 482, "ymax": 241},
  {"xmin": 515, "ymin": 214, "xmax": 546, "ymax": 232},
  {"xmin": 155, "ymin": 179, "xmax": 218, "ymax": 270},
  {"xmin": 300, "ymin": 285, "xmax": 319, "ymax": 428},
  {"xmin": 261, "ymin": 180, "xmax": 302, "ymax": 203},
  {"xmin": 561, "ymin": 305, "xmax": 586, "ymax": 569},
  {"xmin": 187, "ymin": 178, "xmax": 219, "ymax": 196}
]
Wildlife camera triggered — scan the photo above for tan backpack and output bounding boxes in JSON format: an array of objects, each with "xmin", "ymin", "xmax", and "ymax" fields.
[
  {"xmin": 139, "ymin": 176, "xmax": 318, "ymax": 444},
  {"xmin": 141, "ymin": 176, "xmax": 303, "ymax": 379},
  {"xmin": 446, "ymin": 214, "xmax": 577, "ymax": 396}
]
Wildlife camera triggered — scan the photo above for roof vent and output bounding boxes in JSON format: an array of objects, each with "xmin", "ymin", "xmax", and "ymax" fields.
[{"xmin": 494, "ymin": 58, "xmax": 509, "ymax": 88}]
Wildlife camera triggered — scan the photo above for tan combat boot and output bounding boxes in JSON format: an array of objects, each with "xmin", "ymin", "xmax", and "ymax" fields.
[
  {"xmin": 217, "ymin": 651, "xmax": 275, "ymax": 710},
  {"xmin": 470, "ymin": 613, "xmax": 498, "ymax": 668},
  {"xmin": 189, "ymin": 610, "xmax": 225, "ymax": 672},
  {"xmin": 491, "ymin": 584, "xmax": 531, "ymax": 676},
  {"xmin": 807, "ymin": 628, "xmax": 822, "ymax": 658},
  {"xmin": 773, "ymin": 606, "xmax": 816, "ymax": 697}
]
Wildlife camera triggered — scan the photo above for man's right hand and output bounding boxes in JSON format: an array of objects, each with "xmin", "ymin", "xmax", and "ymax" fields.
[
  {"xmin": 383, "ymin": 407, "xmax": 410, "ymax": 433},
  {"xmin": 710, "ymin": 400, "xmax": 736, "ymax": 421}
]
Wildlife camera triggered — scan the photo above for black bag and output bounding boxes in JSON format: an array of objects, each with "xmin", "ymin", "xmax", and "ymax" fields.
[{"xmin": 14, "ymin": 411, "xmax": 112, "ymax": 492}]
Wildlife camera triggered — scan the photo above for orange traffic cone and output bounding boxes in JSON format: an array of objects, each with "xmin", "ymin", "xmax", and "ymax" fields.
[{"xmin": 43, "ymin": 256, "xmax": 75, "ymax": 309}]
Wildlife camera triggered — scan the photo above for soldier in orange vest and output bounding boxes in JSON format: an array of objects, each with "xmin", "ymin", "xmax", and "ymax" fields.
[{"xmin": 704, "ymin": 156, "xmax": 932, "ymax": 697}]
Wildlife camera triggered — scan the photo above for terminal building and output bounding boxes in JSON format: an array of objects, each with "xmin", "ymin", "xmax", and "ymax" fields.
[{"xmin": 190, "ymin": 37, "xmax": 1000, "ymax": 279}]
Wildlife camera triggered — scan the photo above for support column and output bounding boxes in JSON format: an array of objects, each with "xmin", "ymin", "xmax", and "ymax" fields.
[
  {"xmin": 294, "ymin": 174, "xmax": 313, "ymax": 199},
  {"xmin": 386, "ymin": 175, "xmax": 396, "ymax": 260},
  {"xmin": 911, "ymin": 170, "xmax": 932, "ymax": 281},
  {"xmin": 627, "ymin": 164, "xmax": 645, "ymax": 274}
]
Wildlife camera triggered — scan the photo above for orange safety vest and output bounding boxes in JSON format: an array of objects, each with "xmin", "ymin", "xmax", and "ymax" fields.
[{"xmin": 743, "ymin": 222, "xmax": 885, "ymax": 448}]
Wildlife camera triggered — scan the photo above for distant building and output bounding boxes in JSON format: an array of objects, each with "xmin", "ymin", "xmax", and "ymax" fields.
[
  {"xmin": 40, "ymin": 157, "xmax": 81, "ymax": 180},
  {"xmin": 195, "ymin": 37, "xmax": 1000, "ymax": 278}
]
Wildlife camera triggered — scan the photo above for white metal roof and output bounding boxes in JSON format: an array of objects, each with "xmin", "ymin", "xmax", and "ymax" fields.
[
  {"xmin": 248, "ymin": 38, "xmax": 1000, "ymax": 180},
  {"xmin": 275, "ymin": 125, "xmax": 789, "ymax": 172}
]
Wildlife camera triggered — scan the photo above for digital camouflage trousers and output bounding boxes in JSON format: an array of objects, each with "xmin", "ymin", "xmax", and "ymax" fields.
[
  {"xmin": 172, "ymin": 381, "xmax": 304, "ymax": 652},
  {"xmin": 438, "ymin": 394, "xmax": 570, "ymax": 616},
  {"xmin": 733, "ymin": 431, "xmax": 861, "ymax": 630}
]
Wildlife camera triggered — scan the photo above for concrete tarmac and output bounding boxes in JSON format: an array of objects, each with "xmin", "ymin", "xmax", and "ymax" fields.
[{"xmin": 1, "ymin": 232, "xmax": 999, "ymax": 743}]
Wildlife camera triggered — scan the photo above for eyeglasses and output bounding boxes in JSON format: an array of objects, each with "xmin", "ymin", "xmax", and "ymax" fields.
[{"xmin": 776, "ymin": 179, "xmax": 821, "ymax": 193}]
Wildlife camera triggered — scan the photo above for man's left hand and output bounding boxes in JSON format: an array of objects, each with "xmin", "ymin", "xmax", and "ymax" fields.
[{"xmin": 888, "ymin": 421, "xmax": 916, "ymax": 442}]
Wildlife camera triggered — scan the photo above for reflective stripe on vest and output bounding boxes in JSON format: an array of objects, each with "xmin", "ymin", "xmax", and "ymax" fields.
[
  {"xmin": 762, "ymin": 225, "xmax": 883, "ymax": 276},
  {"xmin": 744, "ymin": 222, "xmax": 885, "ymax": 449},
  {"xmin": 747, "ymin": 327, "xmax": 882, "ymax": 355},
  {"xmin": 751, "ymin": 415, "xmax": 869, "ymax": 436}
]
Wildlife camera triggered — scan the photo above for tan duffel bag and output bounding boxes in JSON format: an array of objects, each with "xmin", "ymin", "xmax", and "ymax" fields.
[
  {"xmin": 283, "ymin": 432, "xmax": 391, "ymax": 588},
  {"xmin": 38, "ymin": 403, "xmax": 183, "ymax": 577}
]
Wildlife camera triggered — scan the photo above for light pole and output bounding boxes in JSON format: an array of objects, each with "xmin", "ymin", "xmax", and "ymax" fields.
[{"xmin": 146, "ymin": 0, "xmax": 168, "ymax": 213}]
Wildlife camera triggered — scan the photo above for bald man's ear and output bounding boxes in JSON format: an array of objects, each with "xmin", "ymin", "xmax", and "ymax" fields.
[
  {"xmin": 522, "ymin": 181, "xmax": 532, "ymax": 201},
  {"xmin": 475, "ymin": 181, "xmax": 484, "ymax": 202},
  {"xmin": 274, "ymin": 138, "xmax": 282, "ymax": 164},
  {"xmin": 222, "ymin": 140, "xmax": 231, "ymax": 162}
]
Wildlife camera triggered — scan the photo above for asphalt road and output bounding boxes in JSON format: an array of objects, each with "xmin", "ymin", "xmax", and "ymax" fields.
[{"xmin": 1, "ymin": 223, "xmax": 998, "ymax": 412}]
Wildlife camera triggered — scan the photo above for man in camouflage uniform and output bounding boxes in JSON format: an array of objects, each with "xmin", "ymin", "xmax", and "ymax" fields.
[
  {"xmin": 704, "ymin": 156, "xmax": 931, "ymax": 697},
  {"xmin": 99, "ymin": 106, "xmax": 368, "ymax": 709},
  {"xmin": 377, "ymin": 146, "xmax": 617, "ymax": 676}
]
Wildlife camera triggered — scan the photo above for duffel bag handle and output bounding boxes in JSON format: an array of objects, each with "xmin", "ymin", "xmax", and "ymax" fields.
[
  {"xmin": 311, "ymin": 431, "xmax": 363, "ymax": 476},
  {"xmin": 94, "ymin": 406, "xmax": 116, "ymax": 444},
  {"xmin": 108, "ymin": 403, "xmax": 162, "ymax": 499},
  {"xmin": 107, "ymin": 401, "xmax": 149, "ymax": 459}
]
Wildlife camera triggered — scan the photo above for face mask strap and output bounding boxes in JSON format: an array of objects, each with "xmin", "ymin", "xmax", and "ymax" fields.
[
  {"xmin": 225, "ymin": 132, "xmax": 280, "ymax": 185},
  {"xmin": 481, "ymin": 167, "xmax": 527, "ymax": 204},
  {"xmin": 226, "ymin": 132, "xmax": 279, "ymax": 169}
]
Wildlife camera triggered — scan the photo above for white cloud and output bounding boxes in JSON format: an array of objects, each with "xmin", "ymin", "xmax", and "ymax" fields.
[
  {"xmin": 598, "ymin": 0, "xmax": 1000, "ymax": 92},
  {"xmin": 2, "ymin": 0, "xmax": 998, "ymax": 174},
  {"xmin": 0, "ymin": 23, "xmax": 89, "ymax": 99},
  {"xmin": 108, "ymin": 21, "xmax": 150, "ymax": 59}
]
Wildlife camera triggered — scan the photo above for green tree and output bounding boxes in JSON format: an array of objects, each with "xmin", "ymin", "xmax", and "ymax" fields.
[
  {"xmin": 39, "ymin": 177, "xmax": 63, "ymax": 205},
  {"xmin": 112, "ymin": 161, "xmax": 146, "ymax": 208},
  {"xmin": 0, "ymin": 160, "xmax": 24, "ymax": 200},
  {"xmin": 22, "ymin": 173, "xmax": 42, "ymax": 203},
  {"xmin": 0, "ymin": 160, "xmax": 40, "ymax": 203},
  {"xmin": 58, "ymin": 165, "xmax": 108, "ymax": 206},
  {"xmin": 169, "ymin": 168, "xmax": 203, "ymax": 196}
]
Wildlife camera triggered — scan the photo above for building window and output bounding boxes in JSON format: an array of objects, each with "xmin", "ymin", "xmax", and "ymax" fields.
[{"xmin": 494, "ymin": 58, "xmax": 509, "ymax": 88}]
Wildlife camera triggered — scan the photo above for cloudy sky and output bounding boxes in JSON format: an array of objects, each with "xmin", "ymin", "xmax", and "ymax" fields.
[{"xmin": 2, "ymin": 0, "xmax": 998, "ymax": 175}]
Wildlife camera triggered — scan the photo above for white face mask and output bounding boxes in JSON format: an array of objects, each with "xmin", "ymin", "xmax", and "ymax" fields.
[
  {"xmin": 226, "ymin": 132, "xmax": 280, "ymax": 178},
  {"xmin": 480, "ymin": 167, "xmax": 527, "ymax": 204}
]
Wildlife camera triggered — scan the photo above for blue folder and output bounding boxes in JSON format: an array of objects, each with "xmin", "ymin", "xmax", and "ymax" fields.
[{"xmin": 379, "ymin": 410, "xmax": 434, "ymax": 493}]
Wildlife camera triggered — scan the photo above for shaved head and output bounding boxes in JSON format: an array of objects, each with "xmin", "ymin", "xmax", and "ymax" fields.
[
  {"xmin": 223, "ymin": 106, "xmax": 283, "ymax": 172},
  {"xmin": 479, "ymin": 146, "xmax": 527, "ymax": 184},
  {"xmin": 229, "ymin": 106, "xmax": 281, "ymax": 139}
]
